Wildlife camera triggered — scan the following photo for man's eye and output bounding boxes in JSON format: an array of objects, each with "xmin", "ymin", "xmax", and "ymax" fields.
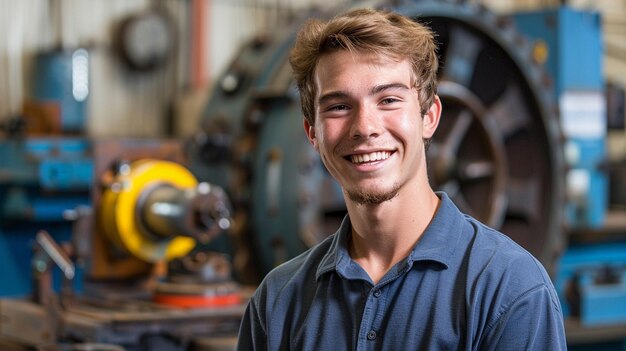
[
  {"xmin": 381, "ymin": 98, "xmax": 399, "ymax": 105},
  {"xmin": 329, "ymin": 104, "xmax": 349, "ymax": 111}
]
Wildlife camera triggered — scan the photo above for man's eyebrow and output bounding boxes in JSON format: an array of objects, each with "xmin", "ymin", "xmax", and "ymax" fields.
[
  {"xmin": 370, "ymin": 83, "xmax": 411, "ymax": 95},
  {"xmin": 318, "ymin": 91, "xmax": 350, "ymax": 106}
]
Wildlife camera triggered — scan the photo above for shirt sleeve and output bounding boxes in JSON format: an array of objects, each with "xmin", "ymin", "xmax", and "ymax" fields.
[
  {"xmin": 479, "ymin": 284, "xmax": 567, "ymax": 351},
  {"xmin": 237, "ymin": 295, "xmax": 267, "ymax": 351}
]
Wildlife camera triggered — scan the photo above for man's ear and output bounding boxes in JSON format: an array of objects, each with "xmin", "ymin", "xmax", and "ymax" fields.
[
  {"xmin": 303, "ymin": 118, "xmax": 319, "ymax": 151},
  {"xmin": 422, "ymin": 95, "xmax": 442, "ymax": 139}
]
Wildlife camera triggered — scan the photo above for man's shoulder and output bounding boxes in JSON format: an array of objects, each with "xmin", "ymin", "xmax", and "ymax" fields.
[
  {"xmin": 255, "ymin": 234, "xmax": 336, "ymax": 299},
  {"xmin": 462, "ymin": 214, "xmax": 553, "ymax": 290},
  {"xmin": 460, "ymin": 215, "xmax": 564, "ymax": 342}
]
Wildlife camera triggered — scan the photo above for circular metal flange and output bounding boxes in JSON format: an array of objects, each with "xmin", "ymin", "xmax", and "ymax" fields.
[
  {"xmin": 197, "ymin": 0, "xmax": 565, "ymax": 278},
  {"xmin": 99, "ymin": 159, "xmax": 197, "ymax": 263},
  {"xmin": 430, "ymin": 80, "xmax": 508, "ymax": 229},
  {"xmin": 396, "ymin": 0, "xmax": 565, "ymax": 273}
]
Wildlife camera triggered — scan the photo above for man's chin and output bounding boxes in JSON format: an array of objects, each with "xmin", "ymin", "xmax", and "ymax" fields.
[{"xmin": 346, "ymin": 185, "xmax": 400, "ymax": 205}]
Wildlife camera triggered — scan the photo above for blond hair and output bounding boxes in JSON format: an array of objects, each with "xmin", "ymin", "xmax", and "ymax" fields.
[{"xmin": 289, "ymin": 8, "xmax": 439, "ymax": 124}]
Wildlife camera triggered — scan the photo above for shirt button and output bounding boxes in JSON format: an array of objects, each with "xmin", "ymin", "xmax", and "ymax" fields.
[
  {"xmin": 373, "ymin": 289, "xmax": 382, "ymax": 298},
  {"xmin": 367, "ymin": 330, "xmax": 377, "ymax": 340}
]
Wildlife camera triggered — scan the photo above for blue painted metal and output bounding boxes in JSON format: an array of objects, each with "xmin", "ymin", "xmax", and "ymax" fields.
[
  {"xmin": 582, "ymin": 277, "xmax": 626, "ymax": 326},
  {"xmin": 1, "ymin": 188, "xmax": 89, "ymax": 222},
  {"xmin": 0, "ymin": 139, "xmax": 93, "ymax": 191},
  {"xmin": 555, "ymin": 242, "xmax": 626, "ymax": 325},
  {"xmin": 514, "ymin": 6, "xmax": 621, "ymax": 330},
  {"xmin": 0, "ymin": 230, "xmax": 31, "ymax": 297},
  {"xmin": 0, "ymin": 223, "xmax": 77, "ymax": 298},
  {"xmin": 39, "ymin": 159, "xmax": 93, "ymax": 190},
  {"xmin": 513, "ymin": 7, "xmax": 608, "ymax": 229},
  {"xmin": 564, "ymin": 137, "xmax": 609, "ymax": 229},
  {"xmin": 0, "ymin": 138, "xmax": 91, "ymax": 297},
  {"xmin": 512, "ymin": 7, "xmax": 603, "ymax": 96},
  {"xmin": 32, "ymin": 49, "xmax": 89, "ymax": 133}
]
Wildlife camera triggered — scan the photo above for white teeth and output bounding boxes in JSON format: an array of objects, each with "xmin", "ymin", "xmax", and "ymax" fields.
[{"xmin": 350, "ymin": 151, "xmax": 390, "ymax": 164}]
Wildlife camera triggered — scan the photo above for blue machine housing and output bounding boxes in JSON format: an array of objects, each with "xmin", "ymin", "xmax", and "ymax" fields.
[
  {"xmin": 514, "ymin": 7, "xmax": 626, "ymax": 329},
  {"xmin": 555, "ymin": 242, "xmax": 626, "ymax": 325},
  {"xmin": 513, "ymin": 6, "xmax": 607, "ymax": 229},
  {"xmin": 32, "ymin": 49, "xmax": 89, "ymax": 133},
  {"xmin": 0, "ymin": 138, "xmax": 92, "ymax": 297}
]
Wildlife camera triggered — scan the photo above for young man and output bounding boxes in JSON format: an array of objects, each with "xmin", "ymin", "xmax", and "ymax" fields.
[{"xmin": 238, "ymin": 8, "xmax": 566, "ymax": 350}]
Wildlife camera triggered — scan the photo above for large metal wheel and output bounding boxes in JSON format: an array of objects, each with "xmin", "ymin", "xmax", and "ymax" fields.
[
  {"xmin": 402, "ymin": 1, "xmax": 565, "ymax": 273},
  {"xmin": 194, "ymin": 0, "xmax": 565, "ymax": 281}
]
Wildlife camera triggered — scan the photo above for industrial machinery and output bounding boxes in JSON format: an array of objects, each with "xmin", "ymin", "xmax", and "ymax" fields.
[
  {"xmin": 0, "ymin": 139, "xmax": 244, "ymax": 350},
  {"xmin": 0, "ymin": 49, "xmax": 244, "ymax": 351},
  {"xmin": 513, "ymin": 8, "xmax": 626, "ymax": 346},
  {"xmin": 2, "ymin": 0, "xmax": 626, "ymax": 349}
]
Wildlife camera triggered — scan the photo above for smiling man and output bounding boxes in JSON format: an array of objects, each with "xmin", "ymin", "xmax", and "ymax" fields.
[{"xmin": 237, "ymin": 8, "xmax": 566, "ymax": 350}]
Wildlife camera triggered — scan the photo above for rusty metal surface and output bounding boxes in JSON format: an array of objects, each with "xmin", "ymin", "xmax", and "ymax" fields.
[
  {"xmin": 0, "ymin": 299, "xmax": 55, "ymax": 346},
  {"xmin": 0, "ymin": 296, "xmax": 246, "ymax": 348}
]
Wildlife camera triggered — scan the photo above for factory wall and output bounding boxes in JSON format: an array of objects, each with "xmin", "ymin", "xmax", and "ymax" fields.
[
  {"xmin": 1, "ymin": 0, "xmax": 622, "ymax": 139},
  {"xmin": 0, "ymin": 0, "xmax": 352, "ymax": 138}
]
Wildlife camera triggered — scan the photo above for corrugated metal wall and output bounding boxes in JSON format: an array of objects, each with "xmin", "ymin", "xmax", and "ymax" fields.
[
  {"xmin": 0, "ymin": 0, "xmax": 349, "ymax": 138},
  {"xmin": 0, "ymin": 0, "xmax": 624, "ymax": 139}
]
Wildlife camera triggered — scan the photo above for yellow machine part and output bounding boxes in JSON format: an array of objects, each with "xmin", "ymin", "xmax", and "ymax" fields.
[{"xmin": 100, "ymin": 159, "xmax": 196, "ymax": 263}]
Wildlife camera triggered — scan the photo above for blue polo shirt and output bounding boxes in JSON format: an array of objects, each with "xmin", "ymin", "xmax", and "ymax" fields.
[{"xmin": 237, "ymin": 193, "xmax": 566, "ymax": 350}]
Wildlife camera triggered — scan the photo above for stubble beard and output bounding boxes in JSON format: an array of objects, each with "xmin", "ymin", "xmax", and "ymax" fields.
[
  {"xmin": 320, "ymin": 151, "xmax": 402, "ymax": 205},
  {"xmin": 346, "ymin": 182, "xmax": 401, "ymax": 205}
]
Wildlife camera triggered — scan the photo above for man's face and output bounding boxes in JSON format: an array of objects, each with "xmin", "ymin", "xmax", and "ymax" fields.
[{"xmin": 304, "ymin": 51, "xmax": 440, "ymax": 205}]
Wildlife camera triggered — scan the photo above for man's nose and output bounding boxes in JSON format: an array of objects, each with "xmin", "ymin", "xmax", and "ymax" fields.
[{"xmin": 350, "ymin": 105, "xmax": 382, "ymax": 139}]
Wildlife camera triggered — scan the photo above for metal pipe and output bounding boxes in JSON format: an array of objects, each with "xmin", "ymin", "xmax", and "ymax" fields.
[{"xmin": 139, "ymin": 182, "xmax": 231, "ymax": 242}]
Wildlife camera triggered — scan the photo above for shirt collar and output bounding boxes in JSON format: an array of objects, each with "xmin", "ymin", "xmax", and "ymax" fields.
[
  {"xmin": 406, "ymin": 192, "xmax": 463, "ymax": 268},
  {"xmin": 316, "ymin": 215, "xmax": 352, "ymax": 280},
  {"xmin": 316, "ymin": 192, "xmax": 464, "ymax": 280}
]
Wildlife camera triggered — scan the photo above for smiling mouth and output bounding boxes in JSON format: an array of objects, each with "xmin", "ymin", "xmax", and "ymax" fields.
[{"xmin": 349, "ymin": 151, "xmax": 391, "ymax": 164}]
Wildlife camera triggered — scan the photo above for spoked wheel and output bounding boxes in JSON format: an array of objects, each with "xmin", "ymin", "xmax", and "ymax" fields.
[
  {"xmin": 406, "ymin": 1, "xmax": 565, "ymax": 273},
  {"xmin": 197, "ymin": 0, "xmax": 565, "ymax": 280},
  {"xmin": 429, "ymin": 80, "xmax": 508, "ymax": 229}
]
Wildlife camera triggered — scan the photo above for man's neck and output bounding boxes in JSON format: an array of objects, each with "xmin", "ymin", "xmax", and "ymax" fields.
[{"xmin": 346, "ymin": 188, "xmax": 440, "ymax": 284}]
